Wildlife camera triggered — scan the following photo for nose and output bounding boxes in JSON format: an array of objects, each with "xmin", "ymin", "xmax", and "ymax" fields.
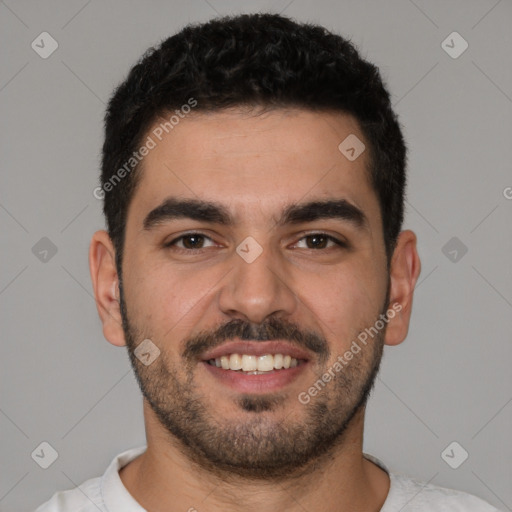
[{"xmin": 217, "ymin": 239, "xmax": 298, "ymax": 325}]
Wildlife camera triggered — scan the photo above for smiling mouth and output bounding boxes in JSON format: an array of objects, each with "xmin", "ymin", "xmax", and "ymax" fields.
[
  {"xmin": 207, "ymin": 353, "xmax": 306, "ymax": 374},
  {"xmin": 199, "ymin": 340, "xmax": 312, "ymax": 392}
]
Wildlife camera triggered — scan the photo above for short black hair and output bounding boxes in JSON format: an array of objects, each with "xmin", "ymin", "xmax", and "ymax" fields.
[{"xmin": 100, "ymin": 12, "xmax": 407, "ymax": 273}]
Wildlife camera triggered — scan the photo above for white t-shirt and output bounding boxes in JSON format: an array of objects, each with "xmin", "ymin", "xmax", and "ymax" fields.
[{"xmin": 34, "ymin": 446, "xmax": 501, "ymax": 511}]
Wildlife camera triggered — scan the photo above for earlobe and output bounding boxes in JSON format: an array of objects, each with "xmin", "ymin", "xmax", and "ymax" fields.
[
  {"xmin": 88, "ymin": 230, "xmax": 126, "ymax": 347},
  {"xmin": 384, "ymin": 230, "xmax": 421, "ymax": 347}
]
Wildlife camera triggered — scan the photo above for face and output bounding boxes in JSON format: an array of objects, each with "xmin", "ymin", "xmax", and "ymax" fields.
[{"xmin": 115, "ymin": 108, "xmax": 393, "ymax": 478}]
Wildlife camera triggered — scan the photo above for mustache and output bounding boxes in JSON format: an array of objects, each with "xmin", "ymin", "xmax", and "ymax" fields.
[{"xmin": 182, "ymin": 316, "xmax": 330, "ymax": 363}]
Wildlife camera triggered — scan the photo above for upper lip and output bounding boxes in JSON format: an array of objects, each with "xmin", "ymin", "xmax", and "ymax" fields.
[{"xmin": 200, "ymin": 340, "xmax": 312, "ymax": 362}]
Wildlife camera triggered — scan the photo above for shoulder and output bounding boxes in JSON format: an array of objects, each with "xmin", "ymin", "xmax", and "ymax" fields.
[
  {"xmin": 383, "ymin": 472, "xmax": 502, "ymax": 511},
  {"xmin": 34, "ymin": 476, "xmax": 105, "ymax": 512},
  {"xmin": 33, "ymin": 446, "xmax": 147, "ymax": 512}
]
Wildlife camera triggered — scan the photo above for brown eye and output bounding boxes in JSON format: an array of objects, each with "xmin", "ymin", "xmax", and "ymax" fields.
[
  {"xmin": 295, "ymin": 233, "xmax": 346, "ymax": 250},
  {"xmin": 305, "ymin": 234, "xmax": 329, "ymax": 249},
  {"xmin": 165, "ymin": 233, "xmax": 215, "ymax": 250},
  {"xmin": 180, "ymin": 234, "xmax": 206, "ymax": 249}
]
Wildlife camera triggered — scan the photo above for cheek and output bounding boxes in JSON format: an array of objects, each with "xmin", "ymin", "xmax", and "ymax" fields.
[
  {"xmin": 124, "ymin": 261, "xmax": 218, "ymax": 342},
  {"xmin": 298, "ymin": 270, "xmax": 382, "ymax": 345}
]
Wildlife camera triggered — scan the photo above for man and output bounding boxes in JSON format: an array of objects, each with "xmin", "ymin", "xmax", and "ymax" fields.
[{"xmin": 36, "ymin": 12, "xmax": 499, "ymax": 512}]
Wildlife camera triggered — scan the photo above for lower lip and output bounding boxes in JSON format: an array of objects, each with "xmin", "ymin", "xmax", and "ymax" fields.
[{"xmin": 201, "ymin": 361, "xmax": 309, "ymax": 393}]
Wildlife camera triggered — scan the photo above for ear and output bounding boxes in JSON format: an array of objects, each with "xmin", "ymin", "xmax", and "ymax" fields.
[
  {"xmin": 88, "ymin": 230, "xmax": 126, "ymax": 347},
  {"xmin": 384, "ymin": 230, "xmax": 421, "ymax": 347}
]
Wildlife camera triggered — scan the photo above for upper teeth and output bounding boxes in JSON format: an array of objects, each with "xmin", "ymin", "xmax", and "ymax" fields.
[{"xmin": 209, "ymin": 353, "xmax": 299, "ymax": 372}]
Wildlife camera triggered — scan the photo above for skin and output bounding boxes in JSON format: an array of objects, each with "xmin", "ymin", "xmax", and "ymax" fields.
[{"xmin": 89, "ymin": 108, "xmax": 421, "ymax": 512}]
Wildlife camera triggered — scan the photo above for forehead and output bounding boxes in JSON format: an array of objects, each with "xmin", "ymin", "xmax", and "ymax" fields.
[{"xmin": 129, "ymin": 108, "xmax": 380, "ymax": 228}]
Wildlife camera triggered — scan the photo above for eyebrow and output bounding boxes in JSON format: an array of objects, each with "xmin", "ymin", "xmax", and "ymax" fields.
[{"xmin": 142, "ymin": 197, "xmax": 369, "ymax": 232}]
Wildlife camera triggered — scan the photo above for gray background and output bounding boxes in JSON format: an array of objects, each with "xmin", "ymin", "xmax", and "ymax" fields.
[{"xmin": 1, "ymin": 0, "xmax": 511, "ymax": 510}]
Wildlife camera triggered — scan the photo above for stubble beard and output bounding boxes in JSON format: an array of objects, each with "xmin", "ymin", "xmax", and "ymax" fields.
[{"xmin": 119, "ymin": 280, "xmax": 387, "ymax": 480}]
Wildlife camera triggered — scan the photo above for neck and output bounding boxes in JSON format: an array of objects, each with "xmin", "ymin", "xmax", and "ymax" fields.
[{"xmin": 119, "ymin": 404, "xmax": 390, "ymax": 512}]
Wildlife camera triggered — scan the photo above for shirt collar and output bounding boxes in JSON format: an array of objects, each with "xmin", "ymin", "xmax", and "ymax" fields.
[{"xmin": 101, "ymin": 445, "xmax": 147, "ymax": 511}]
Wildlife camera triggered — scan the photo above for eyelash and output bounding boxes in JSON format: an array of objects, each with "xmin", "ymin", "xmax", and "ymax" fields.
[{"xmin": 164, "ymin": 232, "xmax": 347, "ymax": 253}]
